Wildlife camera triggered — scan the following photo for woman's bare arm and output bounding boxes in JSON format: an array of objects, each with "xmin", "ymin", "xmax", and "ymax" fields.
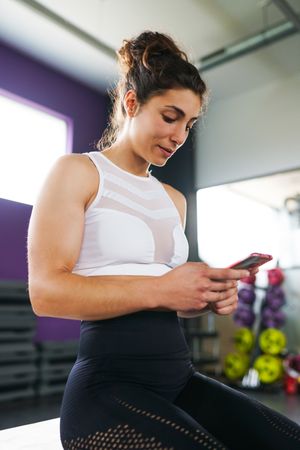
[{"xmin": 27, "ymin": 154, "xmax": 160, "ymax": 321}]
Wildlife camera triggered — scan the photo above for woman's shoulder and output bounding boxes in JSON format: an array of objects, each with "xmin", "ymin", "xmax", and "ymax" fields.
[
  {"xmin": 160, "ymin": 182, "xmax": 187, "ymax": 229},
  {"xmin": 56, "ymin": 152, "xmax": 99, "ymax": 176},
  {"xmin": 57, "ymin": 152, "xmax": 95, "ymax": 167},
  {"xmin": 161, "ymin": 182, "xmax": 186, "ymax": 203},
  {"xmin": 53, "ymin": 153, "xmax": 100, "ymax": 210}
]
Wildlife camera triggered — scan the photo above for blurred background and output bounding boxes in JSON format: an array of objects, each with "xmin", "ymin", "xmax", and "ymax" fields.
[{"xmin": 0, "ymin": 0, "xmax": 299, "ymax": 432}]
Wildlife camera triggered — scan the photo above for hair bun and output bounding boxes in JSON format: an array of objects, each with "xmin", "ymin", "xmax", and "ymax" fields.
[{"xmin": 117, "ymin": 31, "xmax": 188, "ymax": 75}]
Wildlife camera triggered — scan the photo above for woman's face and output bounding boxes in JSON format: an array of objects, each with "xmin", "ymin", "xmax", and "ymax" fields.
[{"xmin": 125, "ymin": 87, "xmax": 202, "ymax": 166}]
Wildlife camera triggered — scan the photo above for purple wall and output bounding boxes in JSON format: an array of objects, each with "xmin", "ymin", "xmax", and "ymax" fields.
[{"xmin": 0, "ymin": 41, "xmax": 109, "ymax": 341}]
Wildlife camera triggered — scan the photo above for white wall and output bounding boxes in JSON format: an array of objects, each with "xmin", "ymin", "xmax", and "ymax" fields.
[
  {"xmin": 195, "ymin": 68, "xmax": 300, "ymax": 355},
  {"xmin": 195, "ymin": 72, "xmax": 300, "ymax": 189}
]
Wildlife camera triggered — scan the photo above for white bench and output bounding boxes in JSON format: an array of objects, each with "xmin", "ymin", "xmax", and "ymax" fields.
[{"xmin": 0, "ymin": 418, "xmax": 62, "ymax": 450}]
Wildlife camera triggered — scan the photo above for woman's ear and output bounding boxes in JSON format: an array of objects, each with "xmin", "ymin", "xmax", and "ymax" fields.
[{"xmin": 123, "ymin": 89, "xmax": 140, "ymax": 117}]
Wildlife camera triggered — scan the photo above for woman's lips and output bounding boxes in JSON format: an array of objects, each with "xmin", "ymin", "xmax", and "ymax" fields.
[{"xmin": 158, "ymin": 145, "xmax": 173, "ymax": 157}]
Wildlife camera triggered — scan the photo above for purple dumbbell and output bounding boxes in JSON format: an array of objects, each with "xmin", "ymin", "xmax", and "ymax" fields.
[
  {"xmin": 273, "ymin": 309, "xmax": 285, "ymax": 327},
  {"xmin": 266, "ymin": 296, "xmax": 285, "ymax": 311},
  {"xmin": 273, "ymin": 285, "xmax": 285, "ymax": 297},
  {"xmin": 265, "ymin": 288, "xmax": 285, "ymax": 310},
  {"xmin": 262, "ymin": 307, "xmax": 285, "ymax": 328},
  {"xmin": 234, "ymin": 305, "xmax": 256, "ymax": 327},
  {"xmin": 238, "ymin": 288, "xmax": 256, "ymax": 305},
  {"xmin": 266, "ymin": 285, "xmax": 285, "ymax": 300},
  {"xmin": 262, "ymin": 307, "xmax": 275, "ymax": 328}
]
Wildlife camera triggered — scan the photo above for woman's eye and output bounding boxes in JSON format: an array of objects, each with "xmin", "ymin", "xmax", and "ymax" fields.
[
  {"xmin": 162, "ymin": 115, "xmax": 176, "ymax": 123},
  {"xmin": 163, "ymin": 115, "xmax": 192, "ymax": 132}
]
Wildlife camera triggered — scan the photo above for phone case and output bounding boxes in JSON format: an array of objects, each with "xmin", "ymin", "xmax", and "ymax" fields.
[{"xmin": 228, "ymin": 252, "xmax": 273, "ymax": 270}]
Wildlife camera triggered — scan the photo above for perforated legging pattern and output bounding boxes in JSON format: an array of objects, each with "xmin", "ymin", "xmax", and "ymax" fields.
[
  {"xmin": 113, "ymin": 396, "xmax": 226, "ymax": 450},
  {"xmin": 253, "ymin": 400, "xmax": 300, "ymax": 442},
  {"xmin": 63, "ymin": 423, "xmax": 174, "ymax": 449},
  {"xmin": 61, "ymin": 384, "xmax": 228, "ymax": 450}
]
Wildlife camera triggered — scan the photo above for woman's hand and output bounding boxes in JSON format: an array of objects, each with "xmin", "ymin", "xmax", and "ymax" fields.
[
  {"xmin": 208, "ymin": 283, "xmax": 238, "ymax": 316},
  {"xmin": 158, "ymin": 262, "xmax": 250, "ymax": 315},
  {"xmin": 208, "ymin": 266, "xmax": 260, "ymax": 316}
]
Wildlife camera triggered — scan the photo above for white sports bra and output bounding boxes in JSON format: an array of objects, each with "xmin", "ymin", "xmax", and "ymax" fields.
[{"xmin": 72, "ymin": 151, "xmax": 189, "ymax": 277}]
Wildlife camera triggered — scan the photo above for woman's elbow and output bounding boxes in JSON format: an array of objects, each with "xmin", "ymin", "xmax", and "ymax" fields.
[{"xmin": 28, "ymin": 278, "xmax": 49, "ymax": 316}]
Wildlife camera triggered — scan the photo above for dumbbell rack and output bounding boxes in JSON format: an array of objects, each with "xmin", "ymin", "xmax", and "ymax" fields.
[
  {"xmin": 238, "ymin": 285, "xmax": 284, "ymax": 391},
  {"xmin": 0, "ymin": 280, "xmax": 37, "ymax": 402},
  {"xmin": 36, "ymin": 340, "xmax": 78, "ymax": 396}
]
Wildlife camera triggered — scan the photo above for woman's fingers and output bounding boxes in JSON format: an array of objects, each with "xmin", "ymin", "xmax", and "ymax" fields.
[
  {"xmin": 213, "ymin": 303, "xmax": 238, "ymax": 315},
  {"xmin": 212, "ymin": 289, "xmax": 238, "ymax": 309},
  {"xmin": 206, "ymin": 268, "xmax": 250, "ymax": 281},
  {"xmin": 199, "ymin": 265, "xmax": 250, "ymax": 315},
  {"xmin": 249, "ymin": 267, "xmax": 259, "ymax": 275},
  {"xmin": 218, "ymin": 287, "xmax": 238, "ymax": 303},
  {"xmin": 211, "ymin": 292, "xmax": 238, "ymax": 315},
  {"xmin": 203, "ymin": 287, "xmax": 237, "ymax": 303},
  {"xmin": 209, "ymin": 280, "xmax": 237, "ymax": 291}
]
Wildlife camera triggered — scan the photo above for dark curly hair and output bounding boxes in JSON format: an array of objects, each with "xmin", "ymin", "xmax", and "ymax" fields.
[{"xmin": 96, "ymin": 30, "xmax": 208, "ymax": 151}]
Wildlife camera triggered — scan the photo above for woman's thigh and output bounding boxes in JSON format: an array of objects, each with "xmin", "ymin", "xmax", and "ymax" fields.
[
  {"xmin": 174, "ymin": 371, "xmax": 300, "ymax": 450},
  {"xmin": 60, "ymin": 382, "xmax": 228, "ymax": 450}
]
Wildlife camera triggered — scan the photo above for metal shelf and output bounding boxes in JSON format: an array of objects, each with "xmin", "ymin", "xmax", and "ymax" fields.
[
  {"xmin": 185, "ymin": 330, "xmax": 218, "ymax": 338},
  {"xmin": 182, "ymin": 312, "xmax": 221, "ymax": 374}
]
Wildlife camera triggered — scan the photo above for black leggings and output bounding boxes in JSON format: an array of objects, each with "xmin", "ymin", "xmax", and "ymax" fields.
[
  {"xmin": 60, "ymin": 313, "xmax": 300, "ymax": 449},
  {"xmin": 60, "ymin": 370, "xmax": 300, "ymax": 450}
]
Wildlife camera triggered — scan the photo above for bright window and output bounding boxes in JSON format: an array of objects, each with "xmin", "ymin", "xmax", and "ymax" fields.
[
  {"xmin": 196, "ymin": 185, "xmax": 278, "ymax": 270},
  {"xmin": 0, "ymin": 88, "xmax": 72, "ymax": 206}
]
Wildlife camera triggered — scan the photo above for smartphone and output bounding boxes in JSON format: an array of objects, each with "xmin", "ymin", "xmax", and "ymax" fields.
[{"xmin": 228, "ymin": 252, "xmax": 273, "ymax": 270}]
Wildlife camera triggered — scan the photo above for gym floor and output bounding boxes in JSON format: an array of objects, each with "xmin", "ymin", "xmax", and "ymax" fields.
[{"xmin": 0, "ymin": 383, "xmax": 299, "ymax": 431}]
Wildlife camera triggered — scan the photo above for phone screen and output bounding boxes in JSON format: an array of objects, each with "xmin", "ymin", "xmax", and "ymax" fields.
[{"xmin": 230, "ymin": 253, "xmax": 272, "ymax": 270}]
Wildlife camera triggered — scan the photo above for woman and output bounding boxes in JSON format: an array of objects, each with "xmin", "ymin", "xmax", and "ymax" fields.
[{"xmin": 27, "ymin": 31, "xmax": 300, "ymax": 449}]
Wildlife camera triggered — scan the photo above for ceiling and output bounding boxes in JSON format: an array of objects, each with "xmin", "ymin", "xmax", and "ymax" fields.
[
  {"xmin": 0, "ymin": 0, "xmax": 299, "ymax": 208},
  {"xmin": 0, "ymin": 0, "xmax": 300, "ymax": 100}
]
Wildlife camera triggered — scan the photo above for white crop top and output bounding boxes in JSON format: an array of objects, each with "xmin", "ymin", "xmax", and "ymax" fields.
[{"xmin": 72, "ymin": 151, "xmax": 189, "ymax": 277}]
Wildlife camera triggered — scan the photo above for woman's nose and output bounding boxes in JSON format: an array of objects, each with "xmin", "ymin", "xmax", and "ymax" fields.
[{"xmin": 171, "ymin": 126, "xmax": 187, "ymax": 147}]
